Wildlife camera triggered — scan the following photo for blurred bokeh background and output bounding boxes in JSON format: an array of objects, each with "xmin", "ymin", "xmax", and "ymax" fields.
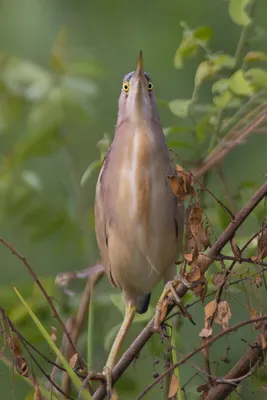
[{"xmin": 1, "ymin": 0, "xmax": 267, "ymax": 398}]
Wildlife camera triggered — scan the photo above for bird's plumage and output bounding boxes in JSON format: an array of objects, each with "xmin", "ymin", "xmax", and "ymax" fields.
[{"xmin": 95, "ymin": 60, "xmax": 184, "ymax": 312}]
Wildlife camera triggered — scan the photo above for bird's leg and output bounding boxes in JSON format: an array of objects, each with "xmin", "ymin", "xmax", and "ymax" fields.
[
  {"xmin": 154, "ymin": 277, "xmax": 195, "ymax": 331},
  {"xmin": 103, "ymin": 301, "xmax": 136, "ymax": 398}
]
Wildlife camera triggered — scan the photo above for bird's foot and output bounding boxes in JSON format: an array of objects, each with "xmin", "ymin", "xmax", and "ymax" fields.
[
  {"xmin": 154, "ymin": 276, "xmax": 195, "ymax": 331},
  {"xmin": 103, "ymin": 366, "xmax": 118, "ymax": 400}
]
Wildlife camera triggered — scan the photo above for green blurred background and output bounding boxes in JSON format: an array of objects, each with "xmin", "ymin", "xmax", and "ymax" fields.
[{"xmin": 0, "ymin": 0, "xmax": 267, "ymax": 399}]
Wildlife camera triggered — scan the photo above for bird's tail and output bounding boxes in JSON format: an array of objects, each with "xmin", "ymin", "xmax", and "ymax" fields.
[{"xmin": 136, "ymin": 293, "xmax": 151, "ymax": 314}]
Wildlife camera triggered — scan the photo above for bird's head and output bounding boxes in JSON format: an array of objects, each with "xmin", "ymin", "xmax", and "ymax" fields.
[{"xmin": 117, "ymin": 51, "xmax": 160, "ymax": 126}]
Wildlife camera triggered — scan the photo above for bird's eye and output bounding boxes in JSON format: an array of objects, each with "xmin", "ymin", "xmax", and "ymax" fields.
[
  {"xmin": 122, "ymin": 81, "xmax": 130, "ymax": 92},
  {"xmin": 147, "ymin": 81, "xmax": 153, "ymax": 91}
]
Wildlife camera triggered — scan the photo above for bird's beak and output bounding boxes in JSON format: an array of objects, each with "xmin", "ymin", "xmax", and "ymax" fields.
[
  {"xmin": 127, "ymin": 51, "xmax": 150, "ymax": 120},
  {"xmin": 134, "ymin": 51, "xmax": 145, "ymax": 80}
]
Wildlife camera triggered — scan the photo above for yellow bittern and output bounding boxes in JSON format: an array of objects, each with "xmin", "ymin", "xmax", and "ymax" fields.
[{"xmin": 94, "ymin": 51, "xmax": 184, "ymax": 395}]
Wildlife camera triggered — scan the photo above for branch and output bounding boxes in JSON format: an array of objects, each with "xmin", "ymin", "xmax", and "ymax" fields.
[
  {"xmin": 205, "ymin": 328, "xmax": 267, "ymax": 400},
  {"xmin": 93, "ymin": 181, "xmax": 267, "ymax": 400}
]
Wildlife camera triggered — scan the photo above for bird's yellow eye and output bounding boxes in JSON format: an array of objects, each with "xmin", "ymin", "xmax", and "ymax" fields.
[
  {"xmin": 147, "ymin": 81, "xmax": 153, "ymax": 91},
  {"xmin": 123, "ymin": 81, "xmax": 130, "ymax": 92}
]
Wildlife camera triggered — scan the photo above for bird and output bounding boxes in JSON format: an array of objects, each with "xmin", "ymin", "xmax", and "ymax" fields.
[{"xmin": 94, "ymin": 51, "xmax": 184, "ymax": 396}]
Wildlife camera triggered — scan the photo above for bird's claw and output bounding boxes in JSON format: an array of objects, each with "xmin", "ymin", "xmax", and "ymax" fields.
[
  {"xmin": 103, "ymin": 366, "xmax": 118, "ymax": 400},
  {"xmin": 154, "ymin": 276, "xmax": 195, "ymax": 331}
]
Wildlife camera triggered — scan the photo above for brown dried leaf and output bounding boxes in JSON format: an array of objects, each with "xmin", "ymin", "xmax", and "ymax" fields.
[
  {"xmin": 214, "ymin": 301, "xmax": 232, "ymax": 330},
  {"xmin": 200, "ymin": 224, "xmax": 211, "ymax": 250},
  {"xmin": 50, "ymin": 326, "xmax": 57, "ymax": 343},
  {"xmin": 204, "ymin": 300, "xmax": 217, "ymax": 327},
  {"xmin": 168, "ymin": 373, "xmax": 179, "ymax": 398},
  {"xmin": 185, "ymin": 264, "xmax": 201, "ymax": 283},
  {"xmin": 199, "ymin": 328, "xmax": 213, "ymax": 338},
  {"xmin": 168, "ymin": 165, "xmax": 195, "ymax": 201},
  {"xmin": 257, "ymin": 227, "xmax": 267, "ymax": 261},
  {"xmin": 212, "ymin": 273, "xmax": 225, "ymax": 288},
  {"xmin": 230, "ymin": 236, "xmax": 242, "ymax": 262},
  {"xmin": 255, "ymin": 275, "xmax": 263, "ymax": 288},
  {"xmin": 184, "ymin": 253, "xmax": 193, "ymax": 262},
  {"xmin": 69, "ymin": 353, "xmax": 78, "ymax": 369},
  {"xmin": 189, "ymin": 206, "xmax": 202, "ymax": 237},
  {"xmin": 246, "ymin": 304, "xmax": 263, "ymax": 330},
  {"xmin": 261, "ymin": 334, "xmax": 267, "ymax": 350},
  {"xmin": 15, "ymin": 356, "xmax": 28, "ymax": 376}
]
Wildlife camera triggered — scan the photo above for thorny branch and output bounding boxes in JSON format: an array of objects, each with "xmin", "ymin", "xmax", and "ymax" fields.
[{"xmin": 93, "ymin": 180, "xmax": 267, "ymax": 400}]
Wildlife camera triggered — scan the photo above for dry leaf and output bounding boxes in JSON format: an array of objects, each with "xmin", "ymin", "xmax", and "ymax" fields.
[
  {"xmin": 255, "ymin": 275, "xmax": 263, "ymax": 288},
  {"xmin": 230, "ymin": 236, "xmax": 242, "ymax": 262},
  {"xmin": 214, "ymin": 301, "xmax": 232, "ymax": 330},
  {"xmin": 246, "ymin": 304, "xmax": 263, "ymax": 330},
  {"xmin": 261, "ymin": 334, "xmax": 267, "ymax": 350},
  {"xmin": 200, "ymin": 224, "xmax": 211, "ymax": 250},
  {"xmin": 168, "ymin": 164, "xmax": 195, "ymax": 201},
  {"xmin": 69, "ymin": 353, "xmax": 78, "ymax": 369},
  {"xmin": 189, "ymin": 206, "xmax": 202, "ymax": 237},
  {"xmin": 204, "ymin": 300, "xmax": 217, "ymax": 327},
  {"xmin": 212, "ymin": 273, "xmax": 225, "ymax": 288},
  {"xmin": 199, "ymin": 328, "xmax": 213, "ymax": 338},
  {"xmin": 168, "ymin": 373, "xmax": 179, "ymax": 398},
  {"xmin": 185, "ymin": 264, "xmax": 201, "ymax": 283},
  {"xmin": 50, "ymin": 326, "xmax": 57, "ymax": 343},
  {"xmin": 15, "ymin": 356, "xmax": 28, "ymax": 376},
  {"xmin": 184, "ymin": 253, "xmax": 193, "ymax": 262},
  {"xmin": 257, "ymin": 227, "xmax": 267, "ymax": 260}
]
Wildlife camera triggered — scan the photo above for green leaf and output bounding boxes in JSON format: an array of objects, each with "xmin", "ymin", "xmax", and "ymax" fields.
[
  {"xmin": 228, "ymin": 0, "xmax": 252, "ymax": 26},
  {"xmin": 193, "ymin": 26, "xmax": 213, "ymax": 41},
  {"xmin": 194, "ymin": 61, "xmax": 215, "ymax": 88},
  {"xmin": 174, "ymin": 36, "xmax": 197, "ymax": 69},
  {"xmin": 228, "ymin": 70, "xmax": 253, "ymax": 95},
  {"xmin": 213, "ymin": 90, "xmax": 233, "ymax": 109},
  {"xmin": 209, "ymin": 54, "xmax": 235, "ymax": 70},
  {"xmin": 245, "ymin": 68, "xmax": 267, "ymax": 88},
  {"xmin": 169, "ymin": 99, "xmax": 191, "ymax": 118},
  {"xmin": 212, "ymin": 79, "xmax": 230, "ymax": 94},
  {"xmin": 80, "ymin": 160, "xmax": 102, "ymax": 187},
  {"xmin": 13, "ymin": 287, "xmax": 92, "ymax": 400}
]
